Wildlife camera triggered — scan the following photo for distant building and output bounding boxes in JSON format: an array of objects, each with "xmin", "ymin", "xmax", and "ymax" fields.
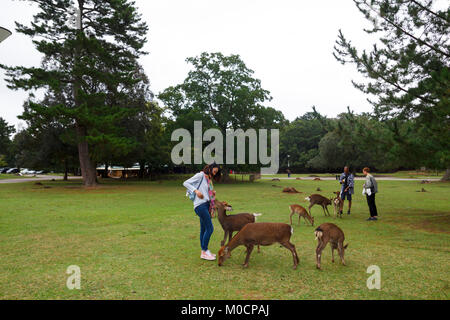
[{"xmin": 0, "ymin": 27, "xmax": 12, "ymax": 43}]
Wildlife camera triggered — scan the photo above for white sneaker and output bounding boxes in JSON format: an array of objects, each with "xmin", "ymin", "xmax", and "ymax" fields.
[
  {"xmin": 206, "ymin": 250, "xmax": 216, "ymax": 257},
  {"xmin": 201, "ymin": 251, "xmax": 216, "ymax": 261}
]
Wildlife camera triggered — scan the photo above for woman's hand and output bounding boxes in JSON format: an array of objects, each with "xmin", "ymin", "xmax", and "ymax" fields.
[
  {"xmin": 212, "ymin": 190, "xmax": 216, "ymax": 197},
  {"xmin": 195, "ymin": 190, "xmax": 204, "ymax": 199}
]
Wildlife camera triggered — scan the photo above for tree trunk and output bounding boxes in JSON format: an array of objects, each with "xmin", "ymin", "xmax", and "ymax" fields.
[
  {"xmin": 63, "ymin": 158, "xmax": 68, "ymax": 181},
  {"xmin": 139, "ymin": 162, "xmax": 145, "ymax": 179},
  {"xmin": 101, "ymin": 163, "xmax": 109, "ymax": 179},
  {"xmin": 76, "ymin": 126, "xmax": 98, "ymax": 187},
  {"xmin": 441, "ymin": 168, "xmax": 450, "ymax": 181}
]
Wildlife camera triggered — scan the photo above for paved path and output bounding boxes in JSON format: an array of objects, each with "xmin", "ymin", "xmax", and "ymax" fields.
[
  {"xmin": 262, "ymin": 176, "xmax": 440, "ymax": 181},
  {"xmin": 0, "ymin": 175, "xmax": 82, "ymax": 184}
]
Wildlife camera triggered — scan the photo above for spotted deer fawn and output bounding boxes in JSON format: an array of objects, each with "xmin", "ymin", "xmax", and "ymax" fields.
[
  {"xmin": 289, "ymin": 204, "xmax": 314, "ymax": 226},
  {"xmin": 314, "ymin": 223, "xmax": 348, "ymax": 269}
]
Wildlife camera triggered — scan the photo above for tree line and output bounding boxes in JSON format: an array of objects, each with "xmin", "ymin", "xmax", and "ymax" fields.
[{"xmin": 0, "ymin": 0, "xmax": 448, "ymax": 184}]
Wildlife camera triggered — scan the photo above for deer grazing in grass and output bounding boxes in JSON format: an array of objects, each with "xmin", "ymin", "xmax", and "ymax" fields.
[
  {"xmin": 314, "ymin": 223, "xmax": 348, "ymax": 269},
  {"xmin": 215, "ymin": 200, "xmax": 262, "ymax": 252},
  {"xmin": 305, "ymin": 194, "xmax": 332, "ymax": 217},
  {"xmin": 332, "ymin": 191, "xmax": 343, "ymax": 218},
  {"xmin": 289, "ymin": 204, "xmax": 314, "ymax": 226},
  {"xmin": 218, "ymin": 222, "xmax": 299, "ymax": 269}
]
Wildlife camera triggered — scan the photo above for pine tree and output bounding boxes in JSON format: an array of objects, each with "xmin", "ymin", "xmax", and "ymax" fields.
[
  {"xmin": 334, "ymin": 0, "xmax": 450, "ymax": 180},
  {"xmin": 1, "ymin": 0, "xmax": 148, "ymax": 186}
]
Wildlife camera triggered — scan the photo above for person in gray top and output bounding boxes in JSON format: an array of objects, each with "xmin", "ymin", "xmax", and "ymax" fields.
[
  {"xmin": 183, "ymin": 163, "xmax": 221, "ymax": 260},
  {"xmin": 362, "ymin": 167, "xmax": 378, "ymax": 221}
]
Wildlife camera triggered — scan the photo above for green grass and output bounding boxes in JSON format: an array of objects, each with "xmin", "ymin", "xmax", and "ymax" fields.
[
  {"xmin": 0, "ymin": 174, "xmax": 28, "ymax": 180},
  {"xmin": 0, "ymin": 177, "xmax": 449, "ymax": 299}
]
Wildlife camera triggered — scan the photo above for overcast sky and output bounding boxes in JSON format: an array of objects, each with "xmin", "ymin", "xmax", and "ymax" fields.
[{"xmin": 0, "ymin": 0, "xmax": 379, "ymax": 130}]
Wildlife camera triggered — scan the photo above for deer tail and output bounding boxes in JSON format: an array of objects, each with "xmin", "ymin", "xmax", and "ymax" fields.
[
  {"xmin": 252, "ymin": 213, "xmax": 262, "ymax": 221},
  {"xmin": 314, "ymin": 227, "xmax": 323, "ymax": 241},
  {"xmin": 305, "ymin": 197, "xmax": 310, "ymax": 201}
]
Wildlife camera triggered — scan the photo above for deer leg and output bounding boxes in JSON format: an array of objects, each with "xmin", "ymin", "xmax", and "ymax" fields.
[
  {"xmin": 281, "ymin": 241, "xmax": 299, "ymax": 269},
  {"xmin": 308, "ymin": 204, "xmax": 314, "ymax": 216},
  {"xmin": 316, "ymin": 240, "xmax": 327, "ymax": 269},
  {"xmin": 257, "ymin": 244, "xmax": 260, "ymax": 253},
  {"xmin": 227, "ymin": 232, "xmax": 234, "ymax": 257},
  {"xmin": 331, "ymin": 243, "xmax": 338, "ymax": 263},
  {"xmin": 325, "ymin": 206, "xmax": 331, "ymax": 217},
  {"xmin": 243, "ymin": 244, "xmax": 254, "ymax": 268},
  {"xmin": 338, "ymin": 242, "xmax": 346, "ymax": 266},
  {"xmin": 221, "ymin": 230, "xmax": 228, "ymax": 247},
  {"xmin": 289, "ymin": 211, "xmax": 295, "ymax": 225}
]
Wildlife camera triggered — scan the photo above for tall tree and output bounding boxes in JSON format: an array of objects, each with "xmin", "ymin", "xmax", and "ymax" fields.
[
  {"xmin": 0, "ymin": 117, "xmax": 16, "ymax": 166},
  {"xmin": 280, "ymin": 112, "xmax": 328, "ymax": 171},
  {"xmin": 1, "ymin": 0, "xmax": 149, "ymax": 186},
  {"xmin": 159, "ymin": 52, "xmax": 285, "ymax": 175},
  {"xmin": 334, "ymin": 0, "xmax": 450, "ymax": 179}
]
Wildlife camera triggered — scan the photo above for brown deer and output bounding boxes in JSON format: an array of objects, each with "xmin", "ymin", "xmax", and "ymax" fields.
[
  {"xmin": 305, "ymin": 194, "xmax": 332, "ymax": 216},
  {"xmin": 218, "ymin": 222, "xmax": 299, "ymax": 269},
  {"xmin": 332, "ymin": 191, "xmax": 343, "ymax": 218},
  {"xmin": 314, "ymin": 223, "xmax": 348, "ymax": 269},
  {"xmin": 289, "ymin": 204, "xmax": 314, "ymax": 226},
  {"xmin": 283, "ymin": 187, "xmax": 301, "ymax": 193},
  {"xmin": 215, "ymin": 200, "xmax": 262, "ymax": 252}
]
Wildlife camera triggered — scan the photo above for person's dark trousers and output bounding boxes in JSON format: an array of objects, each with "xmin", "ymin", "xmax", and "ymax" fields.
[
  {"xmin": 366, "ymin": 194, "xmax": 378, "ymax": 217},
  {"xmin": 194, "ymin": 201, "xmax": 214, "ymax": 251}
]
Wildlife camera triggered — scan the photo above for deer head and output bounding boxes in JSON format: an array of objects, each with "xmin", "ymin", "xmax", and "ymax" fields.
[
  {"xmin": 218, "ymin": 246, "xmax": 231, "ymax": 266},
  {"xmin": 215, "ymin": 200, "xmax": 233, "ymax": 211}
]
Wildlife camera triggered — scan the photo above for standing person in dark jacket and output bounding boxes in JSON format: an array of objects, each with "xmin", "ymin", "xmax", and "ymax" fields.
[
  {"xmin": 362, "ymin": 167, "xmax": 379, "ymax": 221},
  {"xmin": 339, "ymin": 166, "xmax": 354, "ymax": 215}
]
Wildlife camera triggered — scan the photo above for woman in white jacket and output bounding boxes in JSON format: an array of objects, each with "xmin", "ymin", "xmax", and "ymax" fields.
[{"xmin": 183, "ymin": 163, "xmax": 220, "ymax": 260}]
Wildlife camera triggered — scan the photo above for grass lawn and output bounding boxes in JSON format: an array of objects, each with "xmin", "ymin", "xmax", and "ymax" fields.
[
  {"xmin": 0, "ymin": 174, "xmax": 29, "ymax": 180},
  {"xmin": 0, "ymin": 177, "xmax": 449, "ymax": 299}
]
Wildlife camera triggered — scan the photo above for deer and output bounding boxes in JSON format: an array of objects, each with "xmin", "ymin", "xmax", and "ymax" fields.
[
  {"xmin": 332, "ymin": 191, "xmax": 343, "ymax": 218},
  {"xmin": 215, "ymin": 200, "xmax": 262, "ymax": 252},
  {"xmin": 217, "ymin": 222, "xmax": 299, "ymax": 269},
  {"xmin": 314, "ymin": 223, "xmax": 348, "ymax": 270},
  {"xmin": 289, "ymin": 204, "xmax": 314, "ymax": 226},
  {"xmin": 305, "ymin": 194, "xmax": 332, "ymax": 217}
]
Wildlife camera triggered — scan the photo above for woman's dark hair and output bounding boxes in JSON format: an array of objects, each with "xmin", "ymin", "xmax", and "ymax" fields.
[{"xmin": 203, "ymin": 162, "xmax": 221, "ymax": 182}]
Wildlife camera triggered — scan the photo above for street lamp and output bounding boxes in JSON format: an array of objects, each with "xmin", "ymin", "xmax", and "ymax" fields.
[{"xmin": 0, "ymin": 27, "xmax": 12, "ymax": 43}]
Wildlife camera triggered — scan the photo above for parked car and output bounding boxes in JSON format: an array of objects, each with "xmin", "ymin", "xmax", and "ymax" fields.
[
  {"xmin": 6, "ymin": 168, "xmax": 19, "ymax": 174},
  {"xmin": 0, "ymin": 167, "xmax": 10, "ymax": 174},
  {"xmin": 20, "ymin": 168, "xmax": 37, "ymax": 175}
]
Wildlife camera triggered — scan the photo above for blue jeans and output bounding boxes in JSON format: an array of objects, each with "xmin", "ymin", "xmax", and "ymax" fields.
[{"xmin": 194, "ymin": 201, "xmax": 214, "ymax": 251}]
